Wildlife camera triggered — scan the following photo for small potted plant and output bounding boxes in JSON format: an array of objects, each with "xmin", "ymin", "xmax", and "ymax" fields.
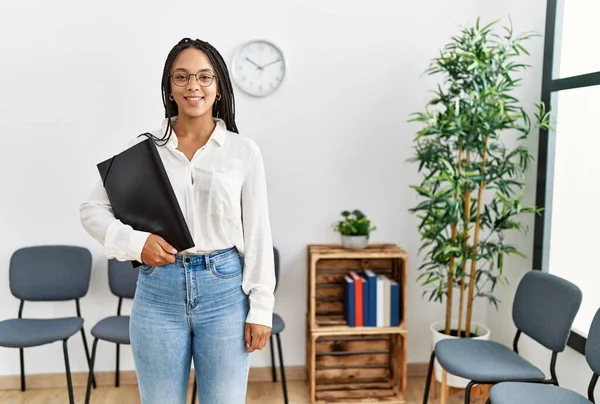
[{"xmin": 333, "ymin": 210, "xmax": 376, "ymax": 249}]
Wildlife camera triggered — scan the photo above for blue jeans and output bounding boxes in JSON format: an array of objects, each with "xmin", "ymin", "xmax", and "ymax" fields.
[{"xmin": 130, "ymin": 247, "xmax": 250, "ymax": 404}]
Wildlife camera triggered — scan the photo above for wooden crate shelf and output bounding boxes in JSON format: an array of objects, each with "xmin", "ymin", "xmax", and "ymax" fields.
[
  {"xmin": 306, "ymin": 244, "xmax": 409, "ymax": 404},
  {"xmin": 307, "ymin": 244, "xmax": 408, "ymax": 333},
  {"xmin": 308, "ymin": 332, "xmax": 407, "ymax": 404},
  {"xmin": 313, "ymin": 314, "xmax": 408, "ymax": 335}
]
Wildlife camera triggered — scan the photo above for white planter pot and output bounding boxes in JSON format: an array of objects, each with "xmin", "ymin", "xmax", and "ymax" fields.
[
  {"xmin": 341, "ymin": 235, "xmax": 368, "ymax": 249},
  {"xmin": 430, "ymin": 319, "xmax": 491, "ymax": 388}
]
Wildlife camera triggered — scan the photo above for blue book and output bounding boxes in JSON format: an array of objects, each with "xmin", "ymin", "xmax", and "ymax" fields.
[
  {"xmin": 364, "ymin": 270, "xmax": 378, "ymax": 326},
  {"xmin": 390, "ymin": 279, "xmax": 400, "ymax": 326},
  {"xmin": 343, "ymin": 275, "xmax": 356, "ymax": 327}
]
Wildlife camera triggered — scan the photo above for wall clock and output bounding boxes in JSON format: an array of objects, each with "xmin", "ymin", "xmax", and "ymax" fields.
[{"xmin": 231, "ymin": 40, "xmax": 286, "ymax": 97}]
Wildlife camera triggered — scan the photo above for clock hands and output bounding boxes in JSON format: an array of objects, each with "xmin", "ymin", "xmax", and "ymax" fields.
[
  {"xmin": 260, "ymin": 58, "xmax": 281, "ymax": 68},
  {"xmin": 246, "ymin": 57, "xmax": 281, "ymax": 71},
  {"xmin": 245, "ymin": 57, "xmax": 263, "ymax": 70}
]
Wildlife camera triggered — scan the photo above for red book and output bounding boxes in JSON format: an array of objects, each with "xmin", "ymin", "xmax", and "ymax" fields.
[{"xmin": 350, "ymin": 272, "xmax": 363, "ymax": 326}]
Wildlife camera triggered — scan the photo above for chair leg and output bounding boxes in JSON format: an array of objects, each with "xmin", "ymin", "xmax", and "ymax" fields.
[
  {"xmin": 80, "ymin": 329, "xmax": 97, "ymax": 388},
  {"xmin": 270, "ymin": 335, "xmax": 277, "ymax": 382},
  {"xmin": 19, "ymin": 348, "xmax": 25, "ymax": 392},
  {"xmin": 422, "ymin": 350, "xmax": 436, "ymax": 404},
  {"xmin": 191, "ymin": 381, "xmax": 197, "ymax": 403},
  {"xmin": 116, "ymin": 343, "xmax": 120, "ymax": 387},
  {"xmin": 85, "ymin": 338, "xmax": 99, "ymax": 404},
  {"xmin": 276, "ymin": 333, "xmax": 289, "ymax": 404},
  {"xmin": 63, "ymin": 339, "xmax": 75, "ymax": 404},
  {"xmin": 464, "ymin": 380, "xmax": 476, "ymax": 404}
]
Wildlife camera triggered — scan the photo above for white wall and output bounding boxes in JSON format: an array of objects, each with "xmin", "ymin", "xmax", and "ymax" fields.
[
  {"xmin": 0, "ymin": 0, "xmax": 539, "ymax": 379},
  {"xmin": 484, "ymin": 0, "xmax": 594, "ymax": 397}
]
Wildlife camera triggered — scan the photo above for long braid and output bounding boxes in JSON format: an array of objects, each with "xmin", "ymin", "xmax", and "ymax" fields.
[
  {"xmin": 149, "ymin": 38, "xmax": 238, "ymax": 146},
  {"xmin": 197, "ymin": 40, "xmax": 238, "ymax": 134}
]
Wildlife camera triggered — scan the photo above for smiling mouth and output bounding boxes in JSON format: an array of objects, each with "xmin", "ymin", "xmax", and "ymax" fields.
[{"xmin": 184, "ymin": 96, "xmax": 204, "ymax": 101}]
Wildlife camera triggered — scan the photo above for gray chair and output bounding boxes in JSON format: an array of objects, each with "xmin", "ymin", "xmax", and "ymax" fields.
[
  {"xmin": 269, "ymin": 246, "xmax": 289, "ymax": 404},
  {"xmin": 423, "ymin": 270, "xmax": 583, "ymax": 404},
  {"xmin": 85, "ymin": 259, "xmax": 138, "ymax": 404},
  {"xmin": 0, "ymin": 245, "xmax": 95, "ymax": 404},
  {"xmin": 489, "ymin": 307, "xmax": 600, "ymax": 404},
  {"xmin": 190, "ymin": 246, "xmax": 288, "ymax": 404}
]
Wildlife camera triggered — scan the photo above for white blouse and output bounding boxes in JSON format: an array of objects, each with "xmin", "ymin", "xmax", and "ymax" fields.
[{"xmin": 79, "ymin": 117, "xmax": 275, "ymax": 328}]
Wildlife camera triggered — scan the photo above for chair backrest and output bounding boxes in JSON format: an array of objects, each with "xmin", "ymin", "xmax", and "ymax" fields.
[
  {"xmin": 108, "ymin": 259, "xmax": 138, "ymax": 299},
  {"xmin": 586, "ymin": 308, "xmax": 600, "ymax": 375},
  {"xmin": 512, "ymin": 270, "xmax": 582, "ymax": 352},
  {"xmin": 273, "ymin": 246, "xmax": 280, "ymax": 293},
  {"xmin": 9, "ymin": 245, "xmax": 92, "ymax": 301},
  {"xmin": 585, "ymin": 308, "xmax": 600, "ymax": 402}
]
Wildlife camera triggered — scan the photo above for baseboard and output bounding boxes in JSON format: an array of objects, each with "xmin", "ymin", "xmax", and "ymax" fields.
[{"xmin": 0, "ymin": 363, "xmax": 428, "ymax": 391}]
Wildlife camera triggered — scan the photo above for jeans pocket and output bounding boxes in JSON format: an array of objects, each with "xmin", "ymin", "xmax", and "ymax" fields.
[
  {"xmin": 139, "ymin": 264, "xmax": 156, "ymax": 276},
  {"xmin": 210, "ymin": 254, "xmax": 243, "ymax": 279}
]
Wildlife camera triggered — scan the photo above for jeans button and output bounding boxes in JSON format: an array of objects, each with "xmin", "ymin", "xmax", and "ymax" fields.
[{"xmin": 185, "ymin": 257, "xmax": 191, "ymax": 263}]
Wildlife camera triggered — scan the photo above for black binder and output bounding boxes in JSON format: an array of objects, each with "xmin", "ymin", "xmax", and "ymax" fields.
[{"xmin": 97, "ymin": 134, "xmax": 195, "ymax": 267}]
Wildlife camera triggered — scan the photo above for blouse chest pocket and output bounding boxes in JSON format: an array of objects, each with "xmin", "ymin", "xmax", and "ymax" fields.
[{"xmin": 208, "ymin": 171, "xmax": 241, "ymax": 219}]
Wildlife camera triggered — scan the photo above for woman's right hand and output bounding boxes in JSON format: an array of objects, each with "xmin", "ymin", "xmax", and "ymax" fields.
[{"xmin": 141, "ymin": 234, "xmax": 177, "ymax": 266}]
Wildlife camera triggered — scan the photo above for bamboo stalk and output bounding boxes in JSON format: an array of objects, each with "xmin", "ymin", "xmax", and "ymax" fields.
[
  {"xmin": 465, "ymin": 139, "xmax": 489, "ymax": 337},
  {"xmin": 445, "ymin": 147, "xmax": 463, "ymax": 334},
  {"xmin": 457, "ymin": 152, "xmax": 471, "ymax": 337},
  {"xmin": 457, "ymin": 277, "xmax": 466, "ymax": 336},
  {"xmin": 445, "ymin": 225, "xmax": 457, "ymax": 335}
]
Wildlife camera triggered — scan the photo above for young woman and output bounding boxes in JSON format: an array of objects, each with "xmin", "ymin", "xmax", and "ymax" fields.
[{"xmin": 80, "ymin": 38, "xmax": 275, "ymax": 404}]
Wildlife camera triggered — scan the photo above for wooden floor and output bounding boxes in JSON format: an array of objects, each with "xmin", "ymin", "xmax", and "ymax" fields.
[{"xmin": 0, "ymin": 377, "xmax": 474, "ymax": 404}]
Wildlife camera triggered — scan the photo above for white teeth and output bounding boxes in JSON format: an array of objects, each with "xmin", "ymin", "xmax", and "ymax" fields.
[{"xmin": 186, "ymin": 97, "xmax": 203, "ymax": 101}]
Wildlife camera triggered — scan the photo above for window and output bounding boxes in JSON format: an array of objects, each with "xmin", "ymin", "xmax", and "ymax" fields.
[
  {"xmin": 552, "ymin": 0, "xmax": 600, "ymax": 79},
  {"xmin": 535, "ymin": 0, "xmax": 600, "ymax": 353}
]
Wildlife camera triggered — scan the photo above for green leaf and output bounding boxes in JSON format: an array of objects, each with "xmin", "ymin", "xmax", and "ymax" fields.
[
  {"xmin": 516, "ymin": 44, "xmax": 530, "ymax": 55},
  {"xmin": 410, "ymin": 185, "xmax": 431, "ymax": 197}
]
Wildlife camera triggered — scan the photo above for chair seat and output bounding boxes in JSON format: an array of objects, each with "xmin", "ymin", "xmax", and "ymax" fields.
[
  {"xmin": 272, "ymin": 313, "xmax": 285, "ymax": 335},
  {"xmin": 0, "ymin": 317, "xmax": 84, "ymax": 348},
  {"xmin": 91, "ymin": 316, "xmax": 130, "ymax": 345},
  {"xmin": 435, "ymin": 339, "xmax": 545, "ymax": 382},
  {"xmin": 490, "ymin": 381, "xmax": 591, "ymax": 404}
]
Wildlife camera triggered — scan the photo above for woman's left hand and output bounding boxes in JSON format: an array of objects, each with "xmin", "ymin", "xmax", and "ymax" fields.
[{"xmin": 244, "ymin": 323, "xmax": 272, "ymax": 353}]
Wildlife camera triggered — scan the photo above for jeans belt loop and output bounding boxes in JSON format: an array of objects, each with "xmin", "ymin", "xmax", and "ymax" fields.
[{"xmin": 203, "ymin": 253, "xmax": 211, "ymax": 270}]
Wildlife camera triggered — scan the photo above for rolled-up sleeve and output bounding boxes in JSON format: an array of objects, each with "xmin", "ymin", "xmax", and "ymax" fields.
[{"xmin": 241, "ymin": 146, "xmax": 276, "ymax": 328}]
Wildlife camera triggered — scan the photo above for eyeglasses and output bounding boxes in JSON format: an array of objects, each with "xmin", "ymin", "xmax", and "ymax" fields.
[{"xmin": 170, "ymin": 70, "xmax": 215, "ymax": 87}]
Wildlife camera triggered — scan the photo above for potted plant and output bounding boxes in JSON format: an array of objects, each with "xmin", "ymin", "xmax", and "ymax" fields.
[
  {"xmin": 408, "ymin": 18, "xmax": 551, "ymax": 387},
  {"xmin": 333, "ymin": 210, "xmax": 376, "ymax": 249}
]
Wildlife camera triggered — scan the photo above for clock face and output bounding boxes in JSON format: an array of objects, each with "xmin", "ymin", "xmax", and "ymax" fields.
[{"xmin": 231, "ymin": 40, "xmax": 286, "ymax": 97}]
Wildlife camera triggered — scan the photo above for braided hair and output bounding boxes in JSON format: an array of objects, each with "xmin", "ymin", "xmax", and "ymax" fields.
[{"xmin": 150, "ymin": 38, "xmax": 238, "ymax": 146}]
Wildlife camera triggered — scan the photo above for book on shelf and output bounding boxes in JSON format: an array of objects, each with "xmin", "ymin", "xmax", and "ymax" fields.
[{"xmin": 343, "ymin": 270, "xmax": 400, "ymax": 327}]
